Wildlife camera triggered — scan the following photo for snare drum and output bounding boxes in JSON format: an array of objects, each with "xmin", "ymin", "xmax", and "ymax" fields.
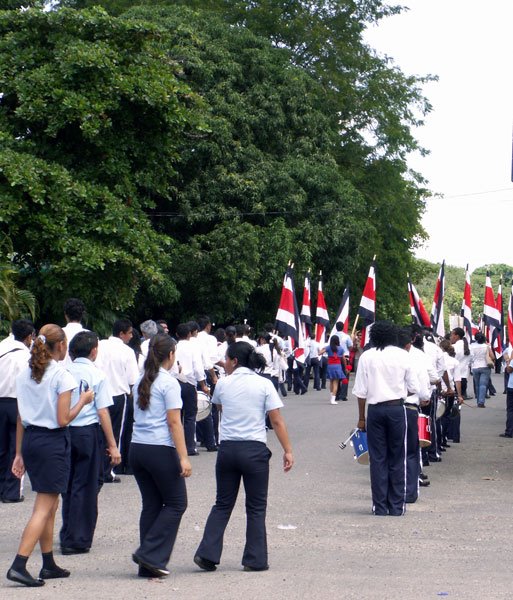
[
  {"xmin": 418, "ymin": 413, "xmax": 431, "ymax": 447},
  {"xmin": 196, "ymin": 391, "xmax": 212, "ymax": 422},
  {"xmin": 350, "ymin": 429, "xmax": 370, "ymax": 465},
  {"xmin": 436, "ymin": 397, "xmax": 446, "ymax": 419}
]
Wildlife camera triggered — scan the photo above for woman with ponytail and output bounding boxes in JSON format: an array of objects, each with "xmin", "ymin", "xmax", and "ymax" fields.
[
  {"xmin": 194, "ymin": 341, "xmax": 294, "ymax": 573},
  {"xmin": 319, "ymin": 335, "xmax": 347, "ymax": 405},
  {"xmin": 7, "ymin": 324, "xmax": 94, "ymax": 588},
  {"xmin": 129, "ymin": 334, "xmax": 191, "ymax": 578}
]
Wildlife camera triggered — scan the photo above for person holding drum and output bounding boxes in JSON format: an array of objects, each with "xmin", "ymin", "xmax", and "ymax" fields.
[
  {"xmin": 193, "ymin": 341, "xmax": 294, "ymax": 572},
  {"xmin": 130, "ymin": 334, "xmax": 192, "ymax": 578},
  {"xmin": 353, "ymin": 321, "xmax": 419, "ymax": 516}
]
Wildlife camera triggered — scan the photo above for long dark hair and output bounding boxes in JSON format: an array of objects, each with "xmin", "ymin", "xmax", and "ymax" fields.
[
  {"xmin": 329, "ymin": 335, "xmax": 340, "ymax": 353},
  {"xmin": 226, "ymin": 341, "xmax": 266, "ymax": 371},
  {"xmin": 137, "ymin": 334, "xmax": 176, "ymax": 410}
]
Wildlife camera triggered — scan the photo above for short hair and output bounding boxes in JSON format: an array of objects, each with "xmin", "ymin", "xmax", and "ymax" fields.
[
  {"xmin": 235, "ymin": 324, "xmax": 246, "ymax": 337},
  {"xmin": 474, "ymin": 332, "xmax": 486, "ymax": 344},
  {"xmin": 140, "ymin": 319, "xmax": 158, "ymax": 337},
  {"xmin": 197, "ymin": 316, "xmax": 211, "ymax": 331},
  {"xmin": 187, "ymin": 320, "xmax": 199, "ymax": 334},
  {"xmin": 335, "ymin": 322, "xmax": 344, "ymax": 332},
  {"xmin": 113, "ymin": 318, "xmax": 132, "ymax": 337},
  {"xmin": 69, "ymin": 331, "xmax": 99, "ymax": 360},
  {"xmin": 226, "ymin": 341, "xmax": 266, "ymax": 371},
  {"xmin": 11, "ymin": 319, "xmax": 35, "ymax": 341},
  {"xmin": 64, "ymin": 298, "xmax": 86, "ymax": 322},
  {"xmin": 176, "ymin": 322, "xmax": 190, "ymax": 340},
  {"xmin": 396, "ymin": 326, "xmax": 412, "ymax": 349},
  {"xmin": 369, "ymin": 321, "xmax": 398, "ymax": 350}
]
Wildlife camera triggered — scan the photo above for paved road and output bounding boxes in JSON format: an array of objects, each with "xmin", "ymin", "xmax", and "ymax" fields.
[{"xmin": 1, "ymin": 373, "xmax": 512, "ymax": 599}]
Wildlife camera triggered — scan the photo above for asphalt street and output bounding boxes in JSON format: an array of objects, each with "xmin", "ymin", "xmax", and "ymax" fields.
[{"xmin": 1, "ymin": 372, "xmax": 512, "ymax": 599}]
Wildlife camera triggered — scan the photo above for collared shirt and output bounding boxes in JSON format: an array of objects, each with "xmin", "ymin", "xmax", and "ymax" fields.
[
  {"xmin": 16, "ymin": 360, "xmax": 77, "ymax": 428},
  {"xmin": 352, "ymin": 346, "xmax": 419, "ymax": 404},
  {"xmin": 453, "ymin": 339, "xmax": 471, "ymax": 373},
  {"xmin": 408, "ymin": 347, "xmax": 432, "ymax": 405},
  {"xmin": 255, "ymin": 343, "xmax": 282, "ymax": 377},
  {"xmin": 96, "ymin": 336, "xmax": 139, "ymax": 396},
  {"xmin": 132, "ymin": 368, "xmax": 182, "ymax": 447},
  {"xmin": 423, "ymin": 340, "xmax": 445, "ymax": 379},
  {"xmin": 212, "ymin": 367, "xmax": 283, "ymax": 443},
  {"xmin": 174, "ymin": 339, "xmax": 204, "ymax": 386},
  {"xmin": 197, "ymin": 330, "xmax": 219, "ymax": 371},
  {"xmin": 308, "ymin": 339, "xmax": 321, "ymax": 360},
  {"xmin": 442, "ymin": 353, "xmax": 461, "ymax": 390},
  {"xmin": 0, "ymin": 339, "xmax": 30, "ymax": 398},
  {"xmin": 60, "ymin": 322, "xmax": 87, "ymax": 367},
  {"xmin": 67, "ymin": 357, "xmax": 113, "ymax": 427},
  {"xmin": 329, "ymin": 332, "xmax": 353, "ymax": 356}
]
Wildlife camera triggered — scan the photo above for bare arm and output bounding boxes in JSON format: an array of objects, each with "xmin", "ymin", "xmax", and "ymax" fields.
[
  {"xmin": 98, "ymin": 407, "xmax": 121, "ymax": 465},
  {"xmin": 267, "ymin": 409, "xmax": 294, "ymax": 472},
  {"xmin": 357, "ymin": 397, "xmax": 366, "ymax": 431},
  {"xmin": 167, "ymin": 408, "xmax": 192, "ymax": 477},
  {"xmin": 11, "ymin": 415, "xmax": 25, "ymax": 478}
]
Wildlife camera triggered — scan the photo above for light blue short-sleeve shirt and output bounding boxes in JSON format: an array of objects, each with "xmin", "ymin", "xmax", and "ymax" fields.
[
  {"xmin": 67, "ymin": 357, "xmax": 113, "ymax": 427},
  {"xmin": 16, "ymin": 360, "xmax": 78, "ymax": 429},
  {"xmin": 132, "ymin": 369, "xmax": 182, "ymax": 447},
  {"xmin": 212, "ymin": 367, "xmax": 284, "ymax": 443}
]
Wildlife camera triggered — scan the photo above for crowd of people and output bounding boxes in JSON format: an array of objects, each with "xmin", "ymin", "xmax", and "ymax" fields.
[{"xmin": 0, "ymin": 299, "xmax": 294, "ymax": 587}]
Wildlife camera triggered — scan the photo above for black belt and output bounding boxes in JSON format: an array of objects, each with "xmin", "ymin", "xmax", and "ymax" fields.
[
  {"xmin": 404, "ymin": 402, "xmax": 419, "ymax": 410},
  {"xmin": 378, "ymin": 399, "xmax": 404, "ymax": 407},
  {"xmin": 0, "ymin": 397, "xmax": 16, "ymax": 401},
  {"xmin": 26, "ymin": 425, "xmax": 67, "ymax": 432}
]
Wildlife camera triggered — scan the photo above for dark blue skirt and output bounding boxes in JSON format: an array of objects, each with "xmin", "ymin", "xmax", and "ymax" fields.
[{"xmin": 23, "ymin": 426, "xmax": 71, "ymax": 493}]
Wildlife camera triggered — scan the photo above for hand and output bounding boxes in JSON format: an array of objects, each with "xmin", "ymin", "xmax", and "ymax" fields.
[
  {"xmin": 420, "ymin": 400, "xmax": 430, "ymax": 407},
  {"xmin": 457, "ymin": 395, "xmax": 464, "ymax": 405},
  {"xmin": 201, "ymin": 385, "xmax": 210, "ymax": 396},
  {"xmin": 180, "ymin": 457, "xmax": 192, "ymax": 478},
  {"xmin": 12, "ymin": 455, "xmax": 25, "ymax": 479},
  {"xmin": 283, "ymin": 451, "xmax": 294, "ymax": 472},
  {"xmin": 446, "ymin": 387, "xmax": 454, "ymax": 396},
  {"xmin": 357, "ymin": 418, "xmax": 366, "ymax": 432},
  {"xmin": 107, "ymin": 445, "xmax": 122, "ymax": 466},
  {"xmin": 211, "ymin": 374, "xmax": 218, "ymax": 386},
  {"xmin": 80, "ymin": 390, "xmax": 95, "ymax": 405}
]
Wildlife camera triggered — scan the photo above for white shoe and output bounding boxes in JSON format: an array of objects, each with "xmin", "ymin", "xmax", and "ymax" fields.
[{"xmin": 330, "ymin": 396, "xmax": 337, "ymax": 405}]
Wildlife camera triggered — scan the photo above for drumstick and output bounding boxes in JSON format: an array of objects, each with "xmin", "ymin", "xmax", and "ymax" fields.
[{"xmin": 339, "ymin": 428, "xmax": 359, "ymax": 450}]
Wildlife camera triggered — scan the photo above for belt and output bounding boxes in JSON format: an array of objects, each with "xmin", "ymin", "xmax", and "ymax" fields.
[
  {"xmin": 26, "ymin": 425, "xmax": 67, "ymax": 432},
  {"xmin": 378, "ymin": 399, "xmax": 404, "ymax": 407},
  {"xmin": 404, "ymin": 402, "xmax": 419, "ymax": 410}
]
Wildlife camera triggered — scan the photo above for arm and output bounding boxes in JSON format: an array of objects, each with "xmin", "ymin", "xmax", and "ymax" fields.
[
  {"xmin": 167, "ymin": 408, "xmax": 192, "ymax": 477},
  {"xmin": 267, "ymin": 408, "xmax": 294, "ymax": 472},
  {"xmin": 11, "ymin": 415, "xmax": 25, "ymax": 478},
  {"xmin": 98, "ymin": 407, "xmax": 121, "ymax": 465},
  {"xmin": 357, "ymin": 397, "xmax": 366, "ymax": 431},
  {"xmin": 57, "ymin": 389, "xmax": 94, "ymax": 427}
]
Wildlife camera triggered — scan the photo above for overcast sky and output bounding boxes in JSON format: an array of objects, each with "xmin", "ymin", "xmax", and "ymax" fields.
[{"xmin": 365, "ymin": 0, "xmax": 513, "ymax": 272}]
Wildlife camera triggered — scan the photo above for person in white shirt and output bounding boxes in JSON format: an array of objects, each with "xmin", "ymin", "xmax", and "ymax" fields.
[
  {"xmin": 469, "ymin": 332, "xmax": 495, "ymax": 407},
  {"xmin": 60, "ymin": 298, "xmax": 87, "ymax": 367},
  {"xmin": 140, "ymin": 319, "xmax": 158, "ymax": 363},
  {"xmin": 354, "ymin": 321, "xmax": 419, "ymax": 516},
  {"xmin": 450, "ymin": 327, "xmax": 472, "ymax": 400},
  {"xmin": 0, "ymin": 319, "xmax": 34, "ymax": 503},
  {"xmin": 439, "ymin": 339, "xmax": 464, "ymax": 444},
  {"xmin": 235, "ymin": 323, "xmax": 257, "ymax": 348},
  {"xmin": 96, "ymin": 319, "xmax": 139, "ymax": 481}
]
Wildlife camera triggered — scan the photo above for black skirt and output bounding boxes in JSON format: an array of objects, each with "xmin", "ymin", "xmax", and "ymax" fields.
[{"xmin": 23, "ymin": 426, "xmax": 71, "ymax": 493}]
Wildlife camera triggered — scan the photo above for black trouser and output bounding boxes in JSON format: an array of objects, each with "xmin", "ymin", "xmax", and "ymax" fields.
[
  {"xmin": 196, "ymin": 441, "xmax": 271, "ymax": 569},
  {"xmin": 303, "ymin": 358, "xmax": 320, "ymax": 390},
  {"xmin": 116, "ymin": 394, "xmax": 134, "ymax": 474},
  {"xmin": 319, "ymin": 356, "xmax": 328, "ymax": 389},
  {"xmin": 0, "ymin": 398, "xmax": 22, "ymax": 501},
  {"xmin": 405, "ymin": 406, "xmax": 420, "ymax": 503},
  {"xmin": 366, "ymin": 403, "xmax": 407, "ymax": 516},
  {"xmin": 103, "ymin": 393, "xmax": 127, "ymax": 480},
  {"xmin": 179, "ymin": 382, "xmax": 198, "ymax": 453},
  {"xmin": 61, "ymin": 424, "xmax": 103, "ymax": 549},
  {"xmin": 130, "ymin": 443, "xmax": 187, "ymax": 569},
  {"xmin": 505, "ymin": 388, "xmax": 513, "ymax": 436}
]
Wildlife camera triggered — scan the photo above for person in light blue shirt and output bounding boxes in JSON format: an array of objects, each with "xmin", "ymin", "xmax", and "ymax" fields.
[
  {"xmin": 129, "ymin": 334, "xmax": 191, "ymax": 579},
  {"xmin": 60, "ymin": 331, "xmax": 121, "ymax": 555},
  {"xmin": 8, "ymin": 324, "xmax": 93, "ymax": 588},
  {"xmin": 194, "ymin": 341, "xmax": 294, "ymax": 574}
]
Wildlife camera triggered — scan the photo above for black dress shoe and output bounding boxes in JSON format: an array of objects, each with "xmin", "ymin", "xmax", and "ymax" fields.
[
  {"xmin": 419, "ymin": 479, "xmax": 431, "ymax": 487},
  {"xmin": 6, "ymin": 568, "xmax": 45, "ymax": 587},
  {"xmin": 132, "ymin": 553, "xmax": 169, "ymax": 577},
  {"xmin": 138, "ymin": 565, "xmax": 165, "ymax": 578},
  {"xmin": 2, "ymin": 496, "xmax": 24, "ymax": 503},
  {"xmin": 419, "ymin": 473, "xmax": 428, "ymax": 481},
  {"xmin": 61, "ymin": 546, "xmax": 90, "ymax": 555},
  {"xmin": 243, "ymin": 565, "xmax": 269, "ymax": 572},
  {"xmin": 194, "ymin": 555, "xmax": 217, "ymax": 571},
  {"xmin": 499, "ymin": 433, "xmax": 513, "ymax": 438},
  {"xmin": 39, "ymin": 566, "xmax": 70, "ymax": 579},
  {"xmin": 104, "ymin": 476, "xmax": 121, "ymax": 483},
  {"xmin": 188, "ymin": 450, "xmax": 199, "ymax": 456},
  {"xmin": 206, "ymin": 446, "xmax": 218, "ymax": 452}
]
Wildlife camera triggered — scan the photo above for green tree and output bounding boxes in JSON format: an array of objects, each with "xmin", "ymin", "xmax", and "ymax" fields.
[{"xmin": 0, "ymin": 7, "xmax": 202, "ymax": 322}]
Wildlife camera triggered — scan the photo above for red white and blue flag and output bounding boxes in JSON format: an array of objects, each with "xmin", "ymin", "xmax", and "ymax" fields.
[
  {"xmin": 483, "ymin": 271, "xmax": 501, "ymax": 349},
  {"xmin": 275, "ymin": 263, "xmax": 305, "ymax": 362},
  {"xmin": 300, "ymin": 271, "xmax": 312, "ymax": 339},
  {"xmin": 493, "ymin": 277, "xmax": 504, "ymax": 355},
  {"xmin": 430, "ymin": 260, "xmax": 445, "ymax": 337},
  {"xmin": 408, "ymin": 275, "xmax": 431, "ymax": 328},
  {"xmin": 315, "ymin": 272, "xmax": 330, "ymax": 344},
  {"xmin": 460, "ymin": 264, "xmax": 473, "ymax": 341},
  {"xmin": 329, "ymin": 286, "xmax": 350, "ymax": 339},
  {"xmin": 358, "ymin": 259, "xmax": 376, "ymax": 348}
]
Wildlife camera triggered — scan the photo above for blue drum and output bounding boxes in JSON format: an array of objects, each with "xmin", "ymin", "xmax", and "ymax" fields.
[{"xmin": 350, "ymin": 429, "xmax": 369, "ymax": 465}]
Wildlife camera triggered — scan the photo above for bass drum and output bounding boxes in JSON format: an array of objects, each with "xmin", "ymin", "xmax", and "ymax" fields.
[{"xmin": 196, "ymin": 391, "xmax": 212, "ymax": 422}]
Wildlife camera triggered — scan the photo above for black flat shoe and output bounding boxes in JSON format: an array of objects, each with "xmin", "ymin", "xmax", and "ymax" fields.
[
  {"xmin": 194, "ymin": 555, "xmax": 217, "ymax": 571},
  {"xmin": 499, "ymin": 433, "xmax": 513, "ymax": 438},
  {"xmin": 419, "ymin": 479, "xmax": 431, "ymax": 487},
  {"xmin": 243, "ymin": 565, "xmax": 269, "ymax": 572},
  {"xmin": 132, "ymin": 553, "xmax": 169, "ymax": 577},
  {"xmin": 2, "ymin": 496, "xmax": 24, "ymax": 503},
  {"xmin": 61, "ymin": 546, "xmax": 90, "ymax": 555},
  {"xmin": 6, "ymin": 568, "xmax": 45, "ymax": 587},
  {"xmin": 39, "ymin": 566, "xmax": 70, "ymax": 579}
]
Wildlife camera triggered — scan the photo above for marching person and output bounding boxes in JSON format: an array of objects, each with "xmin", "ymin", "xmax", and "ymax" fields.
[
  {"xmin": 193, "ymin": 342, "xmax": 294, "ymax": 573},
  {"xmin": 96, "ymin": 319, "xmax": 139, "ymax": 481},
  {"xmin": 130, "ymin": 334, "xmax": 191, "ymax": 578},
  {"xmin": 469, "ymin": 332, "xmax": 495, "ymax": 407},
  {"xmin": 61, "ymin": 298, "xmax": 87, "ymax": 366},
  {"xmin": 353, "ymin": 321, "xmax": 419, "ymax": 516},
  {"xmin": 0, "ymin": 319, "xmax": 34, "ymax": 504},
  {"xmin": 60, "ymin": 331, "xmax": 121, "ymax": 555},
  {"xmin": 6, "ymin": 325, "xmax": 93, "ymax": 587},
  {"xmin": 320, "ymin": 335, "xmax": 346, "ymax": 405}
]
